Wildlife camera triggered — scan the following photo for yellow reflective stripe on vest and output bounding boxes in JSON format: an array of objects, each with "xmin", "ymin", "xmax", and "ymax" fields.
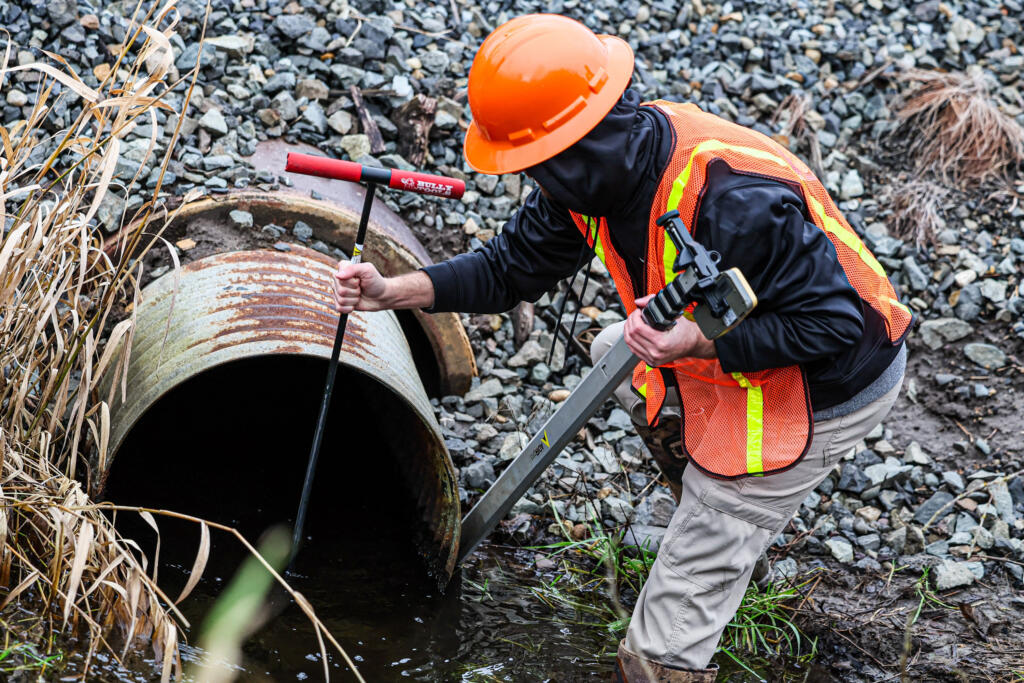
[
  {"xmin": 635, "ymin": 364, "xmax": 656, "ymax": 398},
  {"xmin": 731, "ymin": 372, "xmax": 764, "ymax": 475},
  {"xmin": 583, "ymin": 215, "xmax": 606, "ymax": 265},
  {"xmin": 806, "ymin": 195, "xmax": 887, "ymax": 279},
  {"xmin": 889, "ymin": 297, "xmax": 912, "ymax": 315}
]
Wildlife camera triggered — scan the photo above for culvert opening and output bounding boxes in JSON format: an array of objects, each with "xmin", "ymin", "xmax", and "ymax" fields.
[
  {"xmin": 101, "ymin": 354, "xmax": 464, "ymax": 677},
  {"xmin": 103, "ymin": 352, "xmax": 442, "ymax": 554},
  {"xmin": 94, "ymin": 245, "xmax": 468, "ymax": 678}
]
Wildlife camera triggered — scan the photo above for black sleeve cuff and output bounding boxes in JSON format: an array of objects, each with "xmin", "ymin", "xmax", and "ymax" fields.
[{"xmin": 420, "ymin": 262, "xmax": 459, "ymax": 313}]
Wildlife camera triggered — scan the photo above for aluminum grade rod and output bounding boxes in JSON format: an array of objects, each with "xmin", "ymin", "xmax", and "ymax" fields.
[{"xmin": 457, "ymin": 335, "xmax": 638, "ymax": 563}]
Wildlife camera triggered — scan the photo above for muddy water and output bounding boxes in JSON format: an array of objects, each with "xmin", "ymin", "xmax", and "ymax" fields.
[{"xmin": 101, "ymin": 357, "xmax": 819, "ymax": 681}]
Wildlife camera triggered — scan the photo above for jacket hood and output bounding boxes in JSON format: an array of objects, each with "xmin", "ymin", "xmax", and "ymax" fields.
[{"xmin": 525, "ymin": 89, "xmax": 659, "ymax": 218}]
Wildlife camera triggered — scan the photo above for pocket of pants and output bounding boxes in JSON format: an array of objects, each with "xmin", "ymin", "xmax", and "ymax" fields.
[{"xmin": 660, "ymin": 484, "xmax": 786, "ymax": 592}]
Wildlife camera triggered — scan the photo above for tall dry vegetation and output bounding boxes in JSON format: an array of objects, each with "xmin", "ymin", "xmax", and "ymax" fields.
[
  {"xmin": 0, "ymin": 2, "xmax": 199, "ymax": 678},
  {"xmin": 891, "ymin": 68, "xmax": 1024, "ymax": 187},
  {"xmin": 1, "ymin": 4, "xmax": 364, "ymax": 679},
  {"xmin": 885, "ymin": 68, "xmax": 1024, "ymax": 245}
]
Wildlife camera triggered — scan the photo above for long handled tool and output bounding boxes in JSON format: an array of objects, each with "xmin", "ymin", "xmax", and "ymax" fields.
[
  {"xmin": 458, "ymin": 209, "xmax": 758, "ymax": 563},
  {"xmin": 284, "ymin": 152, "xmax": 465, "ymax": 556}
]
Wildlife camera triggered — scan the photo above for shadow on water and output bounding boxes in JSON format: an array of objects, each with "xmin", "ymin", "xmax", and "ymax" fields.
[{"xmin": 100, "ymin": 356, "xmax": 833, "ymax": 681}]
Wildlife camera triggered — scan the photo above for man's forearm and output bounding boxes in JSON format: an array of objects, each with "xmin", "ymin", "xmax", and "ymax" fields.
[{"xmin": 382, "ymin": 271, "xmax": 435, "ymax": 310}]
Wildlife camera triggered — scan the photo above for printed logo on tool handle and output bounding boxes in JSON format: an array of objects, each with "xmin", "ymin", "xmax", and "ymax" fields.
[{"xmin": 403, "ymin": 178, "xmax": 456, "ymax": 196}]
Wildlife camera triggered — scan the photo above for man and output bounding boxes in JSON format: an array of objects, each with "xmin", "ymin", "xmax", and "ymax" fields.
[{"xmin": 333, "ymin": 14, "xmax": 908, "ymax": 682}]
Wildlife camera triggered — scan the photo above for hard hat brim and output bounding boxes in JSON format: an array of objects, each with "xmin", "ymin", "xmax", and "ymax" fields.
[{"xmin": 463, "ymin": 34, "xmax": 635, "ymax": 175}]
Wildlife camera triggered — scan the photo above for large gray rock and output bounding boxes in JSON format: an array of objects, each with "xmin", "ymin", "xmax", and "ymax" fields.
[
  {"xmin": 302, "ymin": 102, "xmax": 328, "ymax": 133},
  {"xmin": 825, "ymin": 537, "xmax": 854, "ymax": 563},
  {"xmin": 980, "ymin": 279, "xmax": 1007, "ymax": 303},
  {"xmin": 498, "ymin": 432, "xmax": 528, "ymax": 461},
  {"xmin": 462, "ymin": 460, "xmax": 496, "ymax": 489},
  {"xmin": 466, "ymin": 378, "xmax": 504, "ymax": 402},
  {"xmin": 838, "ymin": 463, "xmax": 871, "ymax": 494},
  {"xmin": 902, "ymin": 257, "xmax": 930, "ymax": 292},
  {"xmin": 964, "ymin": 343, "xmax": 1006, "ymax": 369},
  {"xmin": 990, "ymin": 480, "xmax": 1016, "ymax": 524},
  {"xmin": 273, "ymin": 14, "xmax": 315, "ymax": 39},
  {"xmin": 508, "ymin": 339, "xmax": 546, "ymax": 368},
  {"xmin": 198, "ymin": 109, "xmax": 228, "ymax": 136},
  {"xmin": 602, "ymin": 495, "xmax": 634, "ymax": 524},
  {"xmin": 933, "ymin": 560, "xmax": 976, "ymax": 590},
  {"xmin": 46, "ymin": 0, "xmax": 77, "ymax": 26},
  {"xmin": 420, "ymin": 50, "xmax": 451, "ymax": 73},
  {"xmin": 201, "ymin": 154, "xmax": 233, "ymax": 171},
  {"xmin": 606, "ymin": 408, "xmax": 634, "ymax": 431},
  {"xmin": 840, "ymin": 170, "xmax": 864, "ymax": 199},
  {"xmin": 327, "ymin": 110, "xmax": 354, "ymax": 135},
  {"xmin": 590, "ymin": 446, "xmax": 618, "ymax": 475},
  {"xmin": 176, "ymin": 42, "xmax": 216, "ymax": 71},
  {"xmin": 918, "ymin": 318, "xmax": 973, "ymax": 350},
  {"xmin": 885, "ymin": 526, "xmax": 907, "ymax": 555},
  {"xmin": 864, "ymin": 458, "xmax": 912, "ymax": 486},
  {"xmin": 645, "ymin": 489, "xmax": 677, "ymax": 527},
  {"xmin": 229, "ymin": 210, "xmax": 253, "ymax": 228}
]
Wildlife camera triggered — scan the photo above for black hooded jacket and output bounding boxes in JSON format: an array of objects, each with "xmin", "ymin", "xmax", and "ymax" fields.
[{"xmin": 422, "ymin": 90, "xmax": 903, "ymax": 414}]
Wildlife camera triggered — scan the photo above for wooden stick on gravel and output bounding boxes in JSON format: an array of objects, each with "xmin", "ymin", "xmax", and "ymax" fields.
[
  {"xmin": 350, "ymin": 84, "xmax": 386, "ymax": 155},
  {"xmin": 394, "ymin": 94, "xmax": 437, "ymax": 166}
]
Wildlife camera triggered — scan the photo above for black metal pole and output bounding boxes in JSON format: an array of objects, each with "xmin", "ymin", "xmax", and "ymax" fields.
[{"xmin": 291, "ymin": 182, "xmax": 377, "ymax": 558}]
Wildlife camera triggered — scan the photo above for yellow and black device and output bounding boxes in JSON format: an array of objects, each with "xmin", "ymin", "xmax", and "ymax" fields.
[{"xmin": 641, "ymin": 209, "xmax": 757, "ymax": 339}]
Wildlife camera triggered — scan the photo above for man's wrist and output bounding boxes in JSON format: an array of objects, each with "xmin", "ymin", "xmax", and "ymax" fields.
[
  {"xmin": 691, "ymin": 336, "xmax": 717, "ymax": 359},
  {"xmin": 383, "ymin": 271, "xmax": 435, "ymax": 309}
]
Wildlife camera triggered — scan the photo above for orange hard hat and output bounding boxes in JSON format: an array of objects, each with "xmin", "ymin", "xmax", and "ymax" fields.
[{"xmin": 463, "ymin": 14, "xmax": 634, "ymax": 175}]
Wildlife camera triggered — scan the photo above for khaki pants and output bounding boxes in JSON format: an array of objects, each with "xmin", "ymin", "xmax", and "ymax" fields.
[{"xmin": 591, "ymin": 322, "xmax": 902, "ymax": 669}]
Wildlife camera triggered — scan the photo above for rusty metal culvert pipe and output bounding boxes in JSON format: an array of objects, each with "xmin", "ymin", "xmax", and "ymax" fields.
[{"xmin": 102, "ymin": 245, "xmax": 461, "ymax": 579}]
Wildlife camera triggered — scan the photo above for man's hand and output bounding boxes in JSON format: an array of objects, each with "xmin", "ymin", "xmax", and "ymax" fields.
[
  {"xmin": 333, "ymin": 262, "xmax": 435, "ymax": 313},
  {"xmin": 334, "ymin": 262, "xmax": 389, "ymax": 313},
  {"xmin": 623, "ymin": 294, "xmax": 716, "ymax": 366}
]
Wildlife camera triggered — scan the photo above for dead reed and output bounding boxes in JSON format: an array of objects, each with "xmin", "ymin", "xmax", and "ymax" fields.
[
  {"xmin": 890, "ymin": 68, "xmax": 1024, "ymax": 188},
  {"xmin": 882, "ymin": 178, "xmax": 950, "ymax": 248},
  {"xmin": 0, "ymin": 1, "xmax": 205, "ymax": 677},
  {"xmin": 1, "ymin": 3, "xmax": 362, "ymax": 680},
  {"xmin": 771, "ymin": 92, "xmax": 826, "ymax": 180}
]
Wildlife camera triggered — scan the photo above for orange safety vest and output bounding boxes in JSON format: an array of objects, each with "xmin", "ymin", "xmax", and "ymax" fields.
[{"xmin": 569, "ymin": 101, "xmax": 912, "ymax": 479}]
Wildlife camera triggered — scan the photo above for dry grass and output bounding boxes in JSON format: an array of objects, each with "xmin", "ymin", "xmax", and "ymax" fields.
[
  {"xmin": 771, "ymin": 93, "xmax": 826, "ymax": 180},
  {"xmin": 0, "ymin": 2, "xmax": 196, "ymax": 676},
  {"xmin": 0, "ymin": 3, "xmax": 363, "ymax": 681},
  {"xmin": 883, "ymin": 178, "xmax": 950, "ymax": 248},
  {"xmin": 890, "ymin": 68, "xmax": 1024, "ymax": 187}
]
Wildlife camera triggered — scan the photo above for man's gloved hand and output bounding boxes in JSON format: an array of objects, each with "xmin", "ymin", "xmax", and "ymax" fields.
[
  {"xmin": 623, "ymin": 294, "xmax": 717, "ymax": 366},
  {"xmin": 333, "ymin": 261, "xmax": 389, "ymax": 313}
]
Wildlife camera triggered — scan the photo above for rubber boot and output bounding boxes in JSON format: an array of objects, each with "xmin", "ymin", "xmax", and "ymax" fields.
[
  {"xmin": 614, "ymin": 640, "xmax": 718, "ymax": 682},
  {"xmin": 751, "ymin": 551, "xmax": 771, "ymax": 587},
  {"xmin": 633, "ymin": 414, "xmax": 686, "ymax": 503}
]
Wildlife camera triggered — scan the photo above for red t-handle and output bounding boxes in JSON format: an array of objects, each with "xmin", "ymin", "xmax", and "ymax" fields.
[{"xmin": 285, "ymin": 152, "xmax": 465, "ymax": 199}]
